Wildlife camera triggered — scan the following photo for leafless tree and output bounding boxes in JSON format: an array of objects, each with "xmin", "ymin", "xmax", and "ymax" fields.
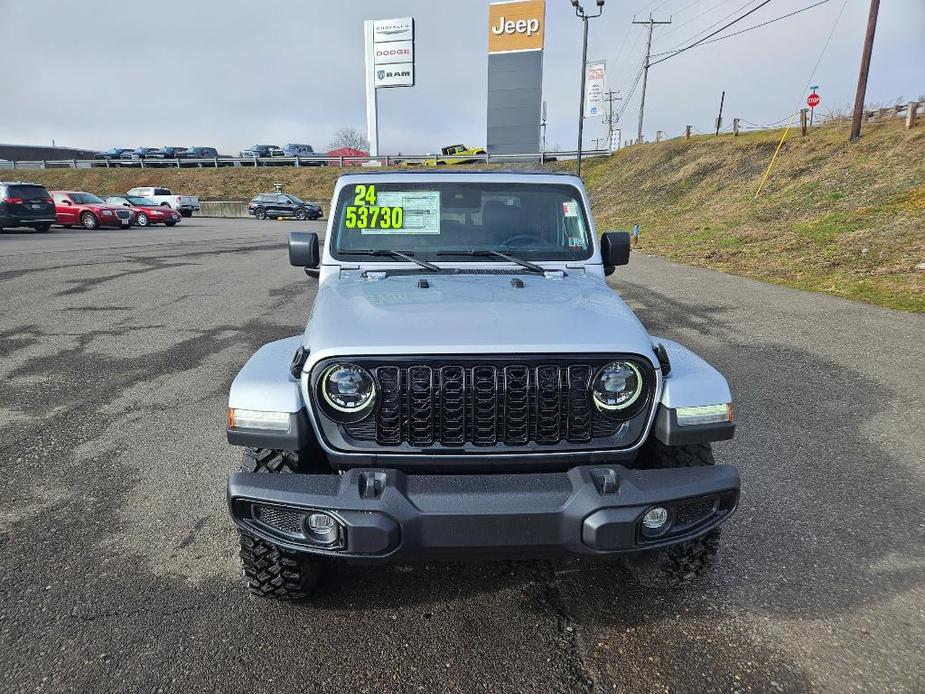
[{"xmin": 328, "ymin": 127, "xmax": 369, "ymax": 152}]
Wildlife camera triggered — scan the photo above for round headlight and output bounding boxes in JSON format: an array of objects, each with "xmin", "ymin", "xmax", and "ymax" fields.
[
  {"xmin": 319, "ymin": 364, "xmax": 376, "ymax": 421},
  {"xmin": 592, "ymin": 361, "xmax": 644, "ymax": 415}
]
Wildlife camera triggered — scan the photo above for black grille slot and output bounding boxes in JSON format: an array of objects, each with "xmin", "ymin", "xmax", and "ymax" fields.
[
  {"xmin": 335, "ymin": 358, "xmax": 649, "ymax": 450},
  {"xmin": 566, "ymin": 365, "xmax": 593, "ymax": 442},
  {"xmin": 408, "ymin": 366, "xmax": 434, "ymax": 445},
  {"xmin": 439, "ymin": 366, "xmax": 466, "ymax": 445},
  {"xmin": 534, "ymin": 366, "xmax": 562, "ymax": 444},
  {"xmin": 471, "ymin": 366, "xmax": 498, "ymax": 445},
  {"xmin": 376, "ymin": 366, "xmax": 402, "ymax": 444},
  {"xmin": 503, "ymin": 366, "xmax": 529, "ymax": 445}
]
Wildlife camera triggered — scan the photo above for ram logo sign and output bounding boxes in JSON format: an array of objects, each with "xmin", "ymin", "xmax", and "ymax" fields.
[
  {"xmin": 375, "ymin": 65, "xmax": 414, "ymax": 88},
  {"xmin": 488, "ymin": 0, "xmax": 545, "ymax": 54}
]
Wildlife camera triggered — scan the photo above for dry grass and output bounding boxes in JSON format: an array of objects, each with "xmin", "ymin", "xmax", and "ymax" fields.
[
  {"xmin": 575, "ymin": 119, "xmax": 925, "ymax": 312},
  {"xmin": 7, "ymin": 119, "xmax": 923, "ymax": 311}
]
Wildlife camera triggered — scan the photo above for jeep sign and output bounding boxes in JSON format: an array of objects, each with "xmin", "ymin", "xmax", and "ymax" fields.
[{"xmin": 488, "ymin": 0, "xmax": 545, "ymax": 54}]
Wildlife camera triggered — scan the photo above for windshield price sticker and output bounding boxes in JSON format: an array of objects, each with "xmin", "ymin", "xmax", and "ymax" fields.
[
  {"xmin": 345, "ymin": 184, "xmax": 404, "ymax": 230},
  {"xmin": 361, "ymin": 190, "xmax": 440, "ymax": 235},
  {"xmin": 562, "ymin": 201, "xmax": 579, "ymax": 217}
]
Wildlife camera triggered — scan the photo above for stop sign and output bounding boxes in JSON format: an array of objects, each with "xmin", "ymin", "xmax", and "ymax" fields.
[{"xmin": 807, "ymin": 92, "xmax": 821, "ymax": 108}]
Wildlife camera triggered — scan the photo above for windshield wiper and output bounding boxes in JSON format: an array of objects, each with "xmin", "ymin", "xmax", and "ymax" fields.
[
  {"xmin": 436, "ymin": 249, "xmax": 547, "ymax": 274},
  {"xmin": 339, "ymin": 249, "xmax": 440, "ymax": 272}
]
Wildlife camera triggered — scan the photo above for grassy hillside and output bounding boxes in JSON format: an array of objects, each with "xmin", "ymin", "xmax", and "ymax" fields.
[
  {"xmin": 7, "ymin": 119, "xmax": 922, "ymax": 311},
  {"xmin": 578, "ymin": 119, "xmax": 924, "ymax": 312}
]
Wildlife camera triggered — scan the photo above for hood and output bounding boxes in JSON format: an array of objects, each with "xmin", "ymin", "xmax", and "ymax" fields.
[{"xmin": 304, "ymin": 272, "xmax": 656, "ymax": 365}]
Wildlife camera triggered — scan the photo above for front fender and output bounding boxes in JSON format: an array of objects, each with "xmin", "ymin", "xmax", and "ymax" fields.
[
  {"xmin": 227, "ymin": 337, "xmax": 311, "ymax": 449},
  {"xmin": 228, "ymin": 336, "xmax": 304, "ymax": 412},
  {"xmin": 651, "ymin": 338, "xmax": 735, "ymax": 445}
]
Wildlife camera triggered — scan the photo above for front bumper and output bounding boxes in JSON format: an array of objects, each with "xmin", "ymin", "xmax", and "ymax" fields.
[{"xmin": 227, "ymin": 464, "xmax": 739, "ymax": 561}]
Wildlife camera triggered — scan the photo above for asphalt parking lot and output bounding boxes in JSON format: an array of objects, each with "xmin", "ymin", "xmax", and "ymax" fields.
[{"xmin": 1, "ymin": 218, "xmax": 923, "ymax": 693}]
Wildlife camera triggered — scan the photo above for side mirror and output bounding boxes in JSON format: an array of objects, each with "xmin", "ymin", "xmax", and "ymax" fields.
[
  {"xmin": 61, "ymin": 200, "xmax": 71, "ymax": 205},
  {"xmin": 600, "ymin": 231, "xmax": 631, "ymax": 275},
  {"xmin": 289, "ymin": 231, "xmax": 320, "ymax": 272}
]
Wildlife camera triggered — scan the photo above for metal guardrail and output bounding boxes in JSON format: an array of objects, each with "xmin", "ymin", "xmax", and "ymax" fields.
[{"xmin": 0, "ymin": 150, "xmax": 611, "ymax": 171}]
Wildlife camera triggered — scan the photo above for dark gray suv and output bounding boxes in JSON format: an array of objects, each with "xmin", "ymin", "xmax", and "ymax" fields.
[
  {"xmin": 247, "ymin": 193, "xmax": 322, "ymax": 221},
  {"xmin": 0, "ymin": 182, "xmax": 56, "ymax": 232}
]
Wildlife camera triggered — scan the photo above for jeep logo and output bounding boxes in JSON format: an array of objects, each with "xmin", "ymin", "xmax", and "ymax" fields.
[
  {"xmin": 491, "ymin": 16, "xmax": 540, "ymax": 37},
  {"xmin": 488, "ymin": 0, "xmax": 545, "ymax": 54}
]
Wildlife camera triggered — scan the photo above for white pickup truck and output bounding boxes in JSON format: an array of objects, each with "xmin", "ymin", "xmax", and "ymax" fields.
[{"xmin": 125, "ymin": 186, "xmax": 200, "ymax": 217}]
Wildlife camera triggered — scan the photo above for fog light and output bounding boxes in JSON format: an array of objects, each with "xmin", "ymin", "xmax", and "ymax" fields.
[
  {"xmin": 642, "ymin": 506, "xmax": 669, "ymax": 530},
  {"xmin": 306, "ymin": 512, "xmax": 340, "ymax": 545}
]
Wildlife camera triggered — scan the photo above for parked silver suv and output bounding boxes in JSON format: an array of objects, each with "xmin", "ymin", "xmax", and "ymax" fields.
[{"xmin": 225, "ymin": 171, "xmax": 740, "ymax": 599}]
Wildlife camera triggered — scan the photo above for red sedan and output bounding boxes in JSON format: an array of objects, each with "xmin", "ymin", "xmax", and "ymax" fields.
[
  {"xmin": 52, "ymin": 191, "xmax": 135, "ymax": 229},
  {"xmin": 104, "ymin": 195, "xmax": 180, "ymax": 227}
]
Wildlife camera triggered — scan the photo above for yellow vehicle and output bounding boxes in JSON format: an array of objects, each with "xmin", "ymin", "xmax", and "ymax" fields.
[{"xmin": 400, "ymin": 144, "xmax": 487, "ymax": 166}]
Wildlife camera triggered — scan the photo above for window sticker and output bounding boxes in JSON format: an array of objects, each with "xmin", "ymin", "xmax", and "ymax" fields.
[
  {"xmin": 562, "ymin": 200, "xmax": 579, "ymax": 217},
  {"xmin": 361, "ymin": 191, "xmax": 441, "ymax": 234}
]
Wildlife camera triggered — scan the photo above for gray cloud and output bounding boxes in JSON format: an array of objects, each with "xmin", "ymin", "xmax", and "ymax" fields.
[{"xmin": 0, "ymin": 0, "xmax": 922, "ymax": 153}]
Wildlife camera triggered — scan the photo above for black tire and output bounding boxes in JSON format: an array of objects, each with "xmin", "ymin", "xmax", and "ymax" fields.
[
  {"xmin": 136, "ymin": 212, "xmax": 149, "ymax": 227},
  {"xmin": 180, "ymin": 210, "xmax": 192, "ymax": 218},
  {"xmin": 32, "ymin": 223, "xmax": 51, "ymax": 232},
  {"xmin": 624, "ymin": 441, "xmax": 722, "ymax": 587},
  {"xmin": 237, "ymin": 448, "xmax": 323, "ymax": 599},
  {"xmin": 80, "ymin": 212, "xmax": 98, "ymax": 230},
  {"xmin": 239, "ymin": 532, "xmax": 321, "ymax": 600},
  {"xmin": 165, "ymin": 221, "xmax": 177, "ymax": 227},
  {"xmin": 254, "ymin": 207, "xmax": 267, "ymax": 220},
  {"xmin": 294, "ymin": 208, "xmax": 307, "ymax": 221},
  {"xmin": 241, "ymin": 447, "xmax": 301, "ymax": 474}
]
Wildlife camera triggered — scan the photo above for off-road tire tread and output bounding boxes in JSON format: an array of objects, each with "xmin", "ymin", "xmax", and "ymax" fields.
[
  {"xmin": 241, "ymin": 447, "xmax": 299, "ymax": 474},
  {"xmin": 238, "ymin": 531, "xmax": 320, "ymax": 599}
]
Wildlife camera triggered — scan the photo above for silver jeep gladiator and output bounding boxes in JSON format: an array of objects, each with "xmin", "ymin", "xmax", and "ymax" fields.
[{"xmin": 226, "ymin": 171, "xmax": 739, "ymax": 599}]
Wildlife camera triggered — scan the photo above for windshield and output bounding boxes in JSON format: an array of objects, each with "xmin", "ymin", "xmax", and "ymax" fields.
[
  {"xmin": 287, "ymin": 194, "xmax": 306, "ymax": 204},
  {"xmin": 70, "ymin": 193, "xmax": 104, "ymax": 204},
  {"xmin": 126, "ymin": 196, "xmax": 157, "ymax": 206},
  {"xmin": 329, "ymin": 181, "xmax": 592, "ymax": 262}
]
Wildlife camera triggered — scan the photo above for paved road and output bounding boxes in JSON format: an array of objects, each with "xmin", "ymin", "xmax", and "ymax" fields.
[{"xmin": 1, "ymin": 219, "xmax": 922, "ymax": 693}]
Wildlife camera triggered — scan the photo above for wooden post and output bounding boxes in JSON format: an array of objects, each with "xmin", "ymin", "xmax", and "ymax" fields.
[
  {"xmin": 906, "ymin": 102, "xmax": 918, "ymax": 128},
  {"xmin": 850, "ymin": 0, "xmax": 880, "ymax": 141},
  {"xmin": 800, "ymin": 109, "xmax": 808, "ymax": 136},
  {"xmin": 685, "ymin": 125, "xmax": 691, "ymax": 139},
  {"xmin": 655, "ymin": 130, "xmax": 662, "ymax": 142},
  {"xmin": 733, "ymin": 118, "xmax": 740, "ymax": 136}
]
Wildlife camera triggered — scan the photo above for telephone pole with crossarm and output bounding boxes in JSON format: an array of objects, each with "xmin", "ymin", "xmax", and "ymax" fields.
[{"xmin": 633, "ymin": 14, "xmax": 671, "ymax": 143}]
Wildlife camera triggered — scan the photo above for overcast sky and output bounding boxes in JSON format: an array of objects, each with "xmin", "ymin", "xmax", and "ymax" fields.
[{"xmin": 0, "ymin": 0, "xmax": 922, "ymax": 153}]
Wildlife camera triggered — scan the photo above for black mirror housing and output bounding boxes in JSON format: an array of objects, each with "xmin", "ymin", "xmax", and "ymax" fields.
[
  {"xmin": 289, "ymin": 231, "xmax": 320, "ymax": 268},
  {"xmin": 600, "ymin": 231, "xmax": 631, "ymax": 275}
]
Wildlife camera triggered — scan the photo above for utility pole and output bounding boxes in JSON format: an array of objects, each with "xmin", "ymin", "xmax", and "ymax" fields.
[
  {"xmin": 633, "ymin": 14, "xmax": 672, "ymax": 143},
  {"xmin": 715, "ymin": 90, "xmax": 725, "ymax": 135},
  {"xmin": 603, "ymin": 89, "xmax": 622, "ymax": 151},
  {"xmin": 850, "ymin": 0, "xmax": 880, "ymax": 141},
  {"xmin": 573, "ymin": 0, "xmax": 606, "ymax": 177}
]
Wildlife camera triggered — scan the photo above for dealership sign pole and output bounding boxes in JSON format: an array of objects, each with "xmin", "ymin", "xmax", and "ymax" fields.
[{"xmin": 364, "ymin": 17, "xmax": 415, "ymax": 158}]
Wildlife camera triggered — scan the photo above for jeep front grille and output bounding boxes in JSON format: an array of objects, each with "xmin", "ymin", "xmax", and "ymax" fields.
[{"xmin": 334, "ymin": 358, "xmax": 653, "ymax": 449}]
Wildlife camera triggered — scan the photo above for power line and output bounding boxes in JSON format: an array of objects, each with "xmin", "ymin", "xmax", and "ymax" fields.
[
  {"xmin": 656, "ymin": 0, "xmax": 748, "ymax": 41},
  {"xmin": 683, "ymin": 0, "xmax": 832, "ymax": 51},
  {"xmin": 648, "ymin": 0, "xmax": 772, "ymax": 67}
]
